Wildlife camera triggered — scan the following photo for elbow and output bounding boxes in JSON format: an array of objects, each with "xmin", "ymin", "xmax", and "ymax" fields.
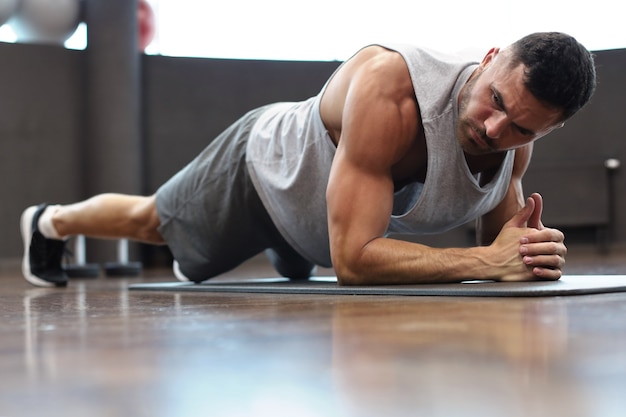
[
  {"xmin": 336, "ymin": 271, "xmax": 361, "ymax": 286},
  {"xmin": 333, "ymin": 256, "xmax": 368, "ymax": 286},
  {"xmin": 330, "ymin": 235, "xmax": 380, "ymax": 286}
]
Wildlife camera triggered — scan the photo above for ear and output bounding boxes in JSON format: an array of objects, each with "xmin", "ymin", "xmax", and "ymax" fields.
[{"xmin": 479, "ymin": 47, "xmax": 500, "ymax": 69}]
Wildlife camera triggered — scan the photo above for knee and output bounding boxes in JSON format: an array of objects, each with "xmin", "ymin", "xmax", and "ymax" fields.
[{"xmin": 265, "ymin": 249, "xmax": 315, "ymax": 281}]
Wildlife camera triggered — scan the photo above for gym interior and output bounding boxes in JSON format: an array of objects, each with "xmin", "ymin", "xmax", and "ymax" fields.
[{"xmin": 1, "ymin": 1, "xmax": 625, "ymax": 416}]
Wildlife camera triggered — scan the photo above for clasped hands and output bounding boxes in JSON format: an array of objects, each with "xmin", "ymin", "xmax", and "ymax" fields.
[{"xmin": 494, "ymin": 193, "xmax": 567, "ymax": 281}]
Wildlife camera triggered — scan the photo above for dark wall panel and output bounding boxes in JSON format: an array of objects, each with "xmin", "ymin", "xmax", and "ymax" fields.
[{"xmin": 0, "ymin": 43, "xmax": 84, "ymax": 259}]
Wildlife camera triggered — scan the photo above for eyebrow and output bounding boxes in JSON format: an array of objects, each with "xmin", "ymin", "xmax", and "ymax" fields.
[{"xmin": 492, "ymin": 85, "xmax": 536, "ymax": 136}]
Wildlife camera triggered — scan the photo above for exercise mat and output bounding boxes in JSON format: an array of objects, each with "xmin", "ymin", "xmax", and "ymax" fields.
[{"xmin": 129, "ymin": 275, "xmax": 626, "ymax": 297}]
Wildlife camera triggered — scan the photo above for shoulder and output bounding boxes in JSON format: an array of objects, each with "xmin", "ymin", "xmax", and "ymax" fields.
[
  {"xmin": 325, "ymin": 48, "xmax": 420, "ymax": 173},
  {"xmin": 320, "ymin": 45, "xmax": 417, "ymax": 139},
  {"xmin": 326, "ymin": 45, "xmax": 415, "ymax": 104},
  {"xmin": 350, "ymin": 45, "xmax": 413, "ymax": 94},
  {"xmin": 346, "ymin": 45, "xmax": 410, "ymax": 71}
]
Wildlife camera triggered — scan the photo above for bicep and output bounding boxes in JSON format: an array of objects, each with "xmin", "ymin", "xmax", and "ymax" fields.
[
  {"xmin": 326, "ymin": 109, "xmax": 403, "ymax": 268},
  {"xmin": 326, "ymin": 146, "xmax": 395, "ymax": 264},
  {"xmin": 324, "ymin": 50, "xmax": 418, "ymax": 272}
]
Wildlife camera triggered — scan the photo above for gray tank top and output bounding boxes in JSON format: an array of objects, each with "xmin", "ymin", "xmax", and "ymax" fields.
[{"xmin": 246, "ymin": 45, "xmax": 514, "ymax": 267}]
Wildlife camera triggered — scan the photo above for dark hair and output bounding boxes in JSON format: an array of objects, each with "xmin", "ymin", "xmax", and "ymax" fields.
[{"xmin": 509, "ymin": 32, "xmax": 596, "ymax": 120}]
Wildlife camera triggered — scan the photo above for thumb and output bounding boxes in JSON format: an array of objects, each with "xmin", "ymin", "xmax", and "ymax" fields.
[
  {"xmin": 527, "ymin": 193, "xmax": 544, "ymax": 230},
  {"xmin": 505, "ymin": 196, "xmax": 535, "ymax": 229}
]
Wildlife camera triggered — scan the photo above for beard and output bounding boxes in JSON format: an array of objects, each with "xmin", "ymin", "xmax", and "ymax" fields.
[
  {"xmin": 456, "ymin": 71, "xmax": 496, "ymax": 155},
  {"xmin": 456, "ymin": 118, "xmax": 496, "ymax": 155}
]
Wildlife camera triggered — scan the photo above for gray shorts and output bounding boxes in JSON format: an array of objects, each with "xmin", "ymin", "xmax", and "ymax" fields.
[{"xmin": 155, "ymin": 107, "xmax": 314, "ymax": 281}]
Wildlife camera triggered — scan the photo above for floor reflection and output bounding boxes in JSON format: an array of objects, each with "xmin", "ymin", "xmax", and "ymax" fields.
[
  {"xmin": 330, "ymin": 297, "xmax": 572, "ymax": 416},
  {"xmin": 13, "ymin": 281, "xmax": 626, "ymax": 417}
]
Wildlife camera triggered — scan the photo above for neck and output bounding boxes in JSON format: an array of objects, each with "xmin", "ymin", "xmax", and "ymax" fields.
[{"xmin": 464, "ymin": 151, "xmax": 506, "ymax": 176}]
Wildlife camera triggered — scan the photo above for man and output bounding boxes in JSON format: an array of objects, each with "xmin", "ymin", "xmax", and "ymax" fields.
[{"xmin": 21, "ymin": 32, "xmax": 596, "ymax": 287}]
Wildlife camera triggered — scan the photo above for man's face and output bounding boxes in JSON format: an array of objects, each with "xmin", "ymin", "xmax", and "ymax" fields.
[{"xmin": 457, "ymin": 48, "xmax": 564, "ymax": 156}]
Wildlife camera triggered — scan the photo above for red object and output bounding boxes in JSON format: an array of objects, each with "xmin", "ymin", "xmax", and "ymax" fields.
[{"xmin": 138, "ymin": 0, "xmax": 155, "ymax": 51}]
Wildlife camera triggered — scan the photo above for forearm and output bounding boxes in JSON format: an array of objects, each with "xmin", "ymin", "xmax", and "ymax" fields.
[{"xmin": 334, "ymin": 237, "xmax": 512, "ymax": 286}]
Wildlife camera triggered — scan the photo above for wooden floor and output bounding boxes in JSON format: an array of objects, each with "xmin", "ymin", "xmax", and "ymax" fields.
[{"xmin": 1, "ymin": 246, "xmax": 626, "ymax": 417}]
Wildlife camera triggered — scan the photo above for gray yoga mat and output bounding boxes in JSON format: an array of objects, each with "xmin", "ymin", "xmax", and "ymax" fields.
[{"xmin": 129, "ymin": 275, "xmax": 626, "ymax": 297}]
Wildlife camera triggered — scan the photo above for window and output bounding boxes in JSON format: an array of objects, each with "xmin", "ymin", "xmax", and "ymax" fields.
[{"xmin": 1, "ymin": 0, "xmax": 623, "ymax": 60}]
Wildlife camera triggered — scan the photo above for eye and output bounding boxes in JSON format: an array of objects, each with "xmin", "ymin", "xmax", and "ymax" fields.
[
  {"xmin": 491, "ymin": 90, "xmax": 503, "ymax": 108},
  {"xmin": 516, "ymin": 126, "xmax": 535, "ymax": 137}
]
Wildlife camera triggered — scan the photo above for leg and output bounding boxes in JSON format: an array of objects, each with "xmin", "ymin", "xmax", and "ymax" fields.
[
  {"xmin": 52, "ymin": 193, "xmax": 164, "ymax": 244},
  {"xmin": 21, "ymin": 194, "xmax": 163, "ymax": 287},
  {"xmin": 157, "ymin": 106, "xmax": 275, "ymax": 283}
]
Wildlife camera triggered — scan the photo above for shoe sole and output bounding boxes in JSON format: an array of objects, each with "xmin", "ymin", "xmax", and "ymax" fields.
[
  {"xmin": 20, "ymin": 206, "xmax": 57, "ymax": 287},
  {"xmin": 172, "ymin": 260, "xmax": 191, "ymax": 282}
]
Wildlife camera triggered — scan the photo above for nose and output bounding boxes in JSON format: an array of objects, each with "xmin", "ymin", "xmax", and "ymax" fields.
[{"xmin": 484, "ymin": 111, "xmax": 509, "ymax": 139}]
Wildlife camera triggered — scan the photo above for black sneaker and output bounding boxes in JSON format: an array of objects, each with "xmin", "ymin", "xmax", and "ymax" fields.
[{"xmin": 20, "ymin": 204, "xmax": 68, "ymax": 287}]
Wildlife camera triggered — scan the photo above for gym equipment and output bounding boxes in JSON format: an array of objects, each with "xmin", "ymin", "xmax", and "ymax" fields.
[
  {"xmin": 104, "ymin": 239, "xmax": 142, "ymax": 277},
  {"xmin": 130, "ymin": 275, "xmax": 626, "ymax": 297},
  {"xmin": 10, "ymin": 0, "xmax": 81, "ymax": 45},
  {"xmin": 138, "ymin": 0, "xmax": 155, "ymax": 51},
  {"xmin": 65, "ymin": 235, "xmax": 100, "ymax": 278}
]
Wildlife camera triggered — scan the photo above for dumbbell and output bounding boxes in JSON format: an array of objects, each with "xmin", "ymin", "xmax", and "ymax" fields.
[
  {"xmin": 65, "ymin": 235, "xmax": 100, "ymax": 278},
  {"xmin": 103, "ymin": 239, "xmax": 143, "ymax": 277}
]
